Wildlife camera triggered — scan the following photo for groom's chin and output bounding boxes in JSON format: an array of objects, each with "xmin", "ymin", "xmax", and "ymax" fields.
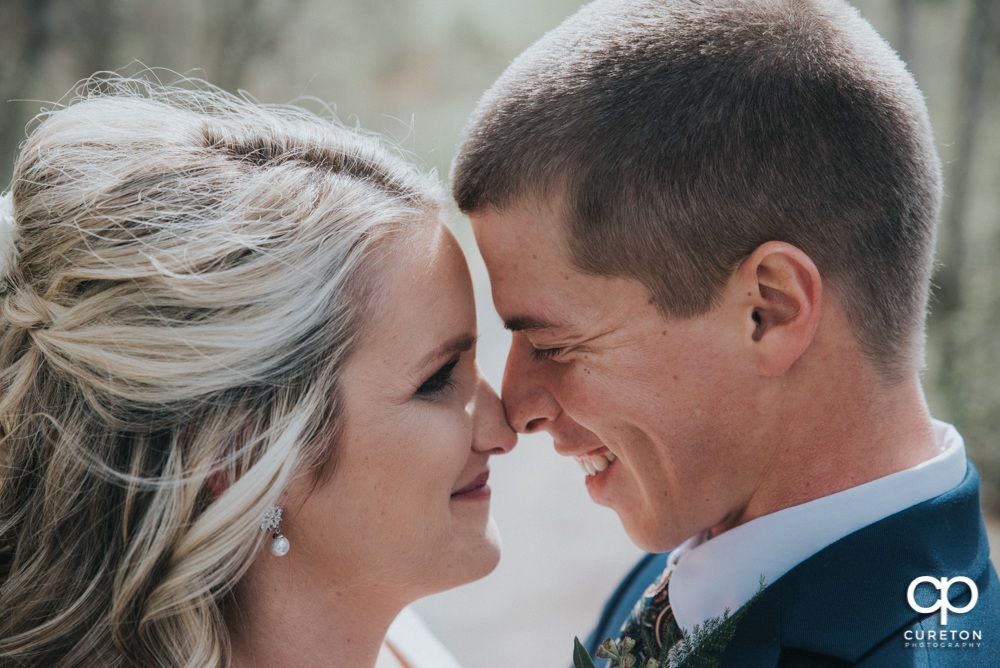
[
  {"xmin": 582, "ymin": 452, "xmax": 617, "ymax": 502},
  {"xmin": 616, "ymin": 510, "xmax": 688, "ymax": 554},
  {"xmin": 605, "ymin": 502, "xmax": 667, "ymax": 553},
  {"xmin": 591, "ymin": 466, "xmax": 686, "ymax": 553}
]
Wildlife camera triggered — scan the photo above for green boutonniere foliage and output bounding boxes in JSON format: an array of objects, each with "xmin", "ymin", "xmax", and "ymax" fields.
[{"xmin": 573, "ymin": 576, "xmax": 766, "ymax": 668}]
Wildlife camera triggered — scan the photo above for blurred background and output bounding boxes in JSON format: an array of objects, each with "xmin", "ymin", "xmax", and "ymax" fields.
[{"xmin": 1, "ymin": 1, "xmax": 998, "ymax": 666}]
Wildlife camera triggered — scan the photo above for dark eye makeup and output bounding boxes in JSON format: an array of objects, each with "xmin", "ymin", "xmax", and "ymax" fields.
[{"xmin": 415, "ymin": 354, "xmax": 460, "ymax": 397}]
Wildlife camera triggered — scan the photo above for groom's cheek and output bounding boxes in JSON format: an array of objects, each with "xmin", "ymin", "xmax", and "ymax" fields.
[{"xmin": 554, "ymin": 360, "xmax": 616, "ymax": 424}]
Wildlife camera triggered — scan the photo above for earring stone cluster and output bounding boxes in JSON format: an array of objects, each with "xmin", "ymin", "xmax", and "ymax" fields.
[{"xmin": 260, "ymin": 505, "xmax": 290, "ymax": 556}]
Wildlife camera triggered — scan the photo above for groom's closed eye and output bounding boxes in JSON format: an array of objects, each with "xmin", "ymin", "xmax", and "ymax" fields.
[{"xmin": 531, "ymin": 347, "xmax": 565, "ymax": 362}]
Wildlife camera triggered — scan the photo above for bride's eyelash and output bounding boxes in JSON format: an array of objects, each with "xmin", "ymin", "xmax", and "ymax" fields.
[
  {"xmin": 531, "ymin": 347, "xmax": 564, "ymax": 362},
  {"xmin": 415, "ymin": 355, "xmax": 460, "ymax": 397}
]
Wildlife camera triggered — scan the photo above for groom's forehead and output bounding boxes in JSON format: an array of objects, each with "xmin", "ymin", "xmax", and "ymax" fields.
[
  {"xmin": 473, "ymin": 202, "xmax": 660, "ymax": 340},
  {"xmin": 471, "ymin": 197, "xmax": 574, "ymax": 277}
]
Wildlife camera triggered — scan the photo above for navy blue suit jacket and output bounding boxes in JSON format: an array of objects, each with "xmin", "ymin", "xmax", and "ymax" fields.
[{"xmin": 584, "ymin": 463, "xmax": 999, "ymax": 666}]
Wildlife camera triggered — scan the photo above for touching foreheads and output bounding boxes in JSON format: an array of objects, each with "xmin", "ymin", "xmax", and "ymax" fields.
[{"xmin": 452, "ymin": 0, "xmax": 942, "ymax": 381}]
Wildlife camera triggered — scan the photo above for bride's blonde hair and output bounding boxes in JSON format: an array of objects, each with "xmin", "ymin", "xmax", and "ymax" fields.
[{"xmin": 0, "ymin": 76, "xmax": 441, "ymax": 668}]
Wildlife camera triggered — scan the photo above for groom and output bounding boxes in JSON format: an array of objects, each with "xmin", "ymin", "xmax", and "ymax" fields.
[{"xmin": 452, "ymin": 0, "xmax": 998, "ymax": 665}]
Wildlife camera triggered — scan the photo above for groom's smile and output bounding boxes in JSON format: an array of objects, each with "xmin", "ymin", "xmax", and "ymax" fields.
[{"xmin": 471, "ymin": 196, "xmax": 772, "ymax": 553}]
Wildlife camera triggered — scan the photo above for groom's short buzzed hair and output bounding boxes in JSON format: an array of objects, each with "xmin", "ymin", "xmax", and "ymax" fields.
[{"xmin": 452, "ymin": 0, "xmax": 942, "ymax": 381}]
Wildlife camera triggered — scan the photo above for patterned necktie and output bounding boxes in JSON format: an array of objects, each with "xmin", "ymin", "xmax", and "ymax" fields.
[{"xmin": 617, "ymin": 566, "xmax": 685, "ymax": 665}]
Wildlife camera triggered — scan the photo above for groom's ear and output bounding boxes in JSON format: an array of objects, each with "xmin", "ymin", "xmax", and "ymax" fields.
[{"xmin": 731, "ymin": 241, "xmax": 822, "ymax": 377}]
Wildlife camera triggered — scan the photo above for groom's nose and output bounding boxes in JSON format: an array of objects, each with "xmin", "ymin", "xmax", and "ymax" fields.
[{"xmin": 501, "ymin": 332, "xmax": 563, "ymax": 434}]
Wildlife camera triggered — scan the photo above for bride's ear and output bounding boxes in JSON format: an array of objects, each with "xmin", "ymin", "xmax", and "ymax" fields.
[{"xmin": 733, "ymin": 241, "xmax": 822, "ymax": 377}]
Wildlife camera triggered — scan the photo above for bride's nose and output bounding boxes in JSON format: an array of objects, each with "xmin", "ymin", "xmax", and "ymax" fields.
[{"xmin": 471, "ymin": 367, "xmax": 517, "ymax": 455}]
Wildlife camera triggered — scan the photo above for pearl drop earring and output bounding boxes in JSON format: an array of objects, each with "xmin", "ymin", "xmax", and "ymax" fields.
[{"xmin": 260, "ymin": 505, "xmax": 290, "ymax": 556}]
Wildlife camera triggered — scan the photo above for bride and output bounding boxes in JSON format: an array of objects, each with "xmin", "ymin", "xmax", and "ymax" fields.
[{"xmin": 0, "ymin": 77, "xmax": 515, "ymax": 668}]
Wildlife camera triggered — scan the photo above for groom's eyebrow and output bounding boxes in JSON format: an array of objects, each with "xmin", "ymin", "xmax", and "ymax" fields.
[{"xmin": 503, "ymin": 316, "xmax": 569, "ymax": 333}]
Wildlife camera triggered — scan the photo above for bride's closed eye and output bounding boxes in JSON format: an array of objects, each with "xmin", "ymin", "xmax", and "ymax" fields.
[{"xmin": 415, "ymin": 355, "xmax": 461, "ymax": 397}]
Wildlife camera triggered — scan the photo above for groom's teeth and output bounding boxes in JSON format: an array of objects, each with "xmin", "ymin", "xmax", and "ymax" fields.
[{"xmin": 574, "ymin": 453, "xmax": 616, "ymax": 476}]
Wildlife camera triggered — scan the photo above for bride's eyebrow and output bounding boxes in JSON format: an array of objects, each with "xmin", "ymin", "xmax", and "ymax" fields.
[{"xmin": 417, "ymin": 334, "xmax": 477, "ymax": 368}]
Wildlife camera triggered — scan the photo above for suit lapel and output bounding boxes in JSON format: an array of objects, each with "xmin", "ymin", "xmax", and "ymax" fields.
[{"xmin": 718, "ymin": 462, "xmax": 989, "ymax": 666}]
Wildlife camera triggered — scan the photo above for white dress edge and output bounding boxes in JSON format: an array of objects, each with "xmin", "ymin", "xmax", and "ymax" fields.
[{"xmin": 385, "ymin": 606, "xmax": 464, "ymax": 668}]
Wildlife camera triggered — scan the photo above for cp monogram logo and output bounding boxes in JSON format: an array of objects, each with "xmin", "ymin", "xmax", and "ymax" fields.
[{"xmin": 907, "ymin": 576, "xmax": 979, "ymax": 625}]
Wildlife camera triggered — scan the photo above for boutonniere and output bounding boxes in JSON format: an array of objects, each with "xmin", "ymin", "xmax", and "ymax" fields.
[{"xmin": 573, "ymin": 576, "xmax": 766, "ymax": 668}]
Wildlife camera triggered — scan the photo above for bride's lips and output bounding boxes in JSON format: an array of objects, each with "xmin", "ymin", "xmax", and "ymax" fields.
[{"xmin": 451, "ymin": 471, "xmax": 491, "ymax": 500}]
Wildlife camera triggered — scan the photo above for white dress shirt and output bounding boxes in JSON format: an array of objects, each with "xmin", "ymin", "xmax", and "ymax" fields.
[{"xmin": 666, "ymin": 419, "xmax": 968, "ymax": 635}]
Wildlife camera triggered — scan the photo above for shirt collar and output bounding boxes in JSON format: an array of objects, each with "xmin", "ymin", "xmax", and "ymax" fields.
[{"xmin": 668, "ymin": 419, "xmax": 968, "ymax": 635}]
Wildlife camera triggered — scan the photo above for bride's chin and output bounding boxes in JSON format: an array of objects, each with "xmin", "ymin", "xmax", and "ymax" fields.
[
  {"xmin": 448, "ymin": 516, "xmax": 503, "ymax": 588},
  {"xmin": 480, "ymin": 517, "xmax": 503, "ymax": 574},
  {"xmin": 408, "ymin": 514, "xmax": 503, "ymax": 600}
]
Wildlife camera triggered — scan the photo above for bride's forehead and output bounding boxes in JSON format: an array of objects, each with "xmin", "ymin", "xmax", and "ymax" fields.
[{"xmin": 351, "ymin": 226, "xmax": 475, "ymax": 358}]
